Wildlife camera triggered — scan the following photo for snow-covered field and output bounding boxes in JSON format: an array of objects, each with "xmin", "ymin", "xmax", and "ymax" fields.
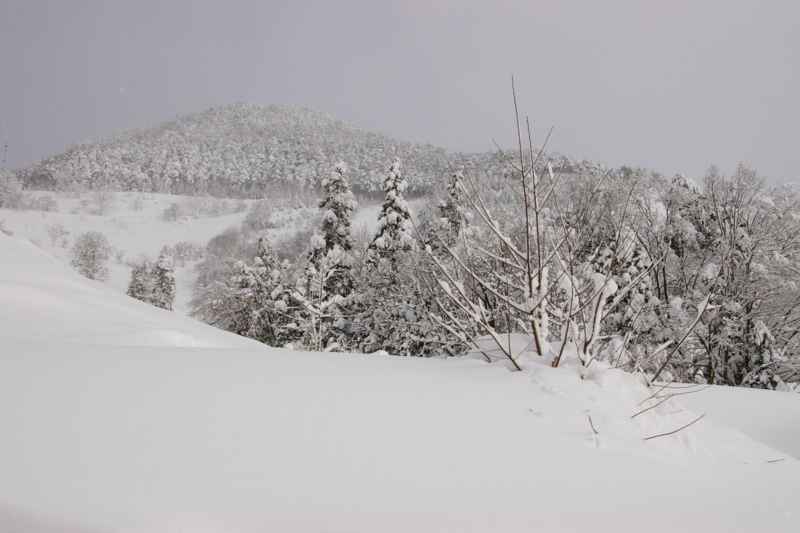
[
  {"xmin": 0, "ymin": 192, "xmax": 255, "ymax": 313},
  {"xmin": 1, "ymin": 197, "xmax": 799, "ymax": 532}
]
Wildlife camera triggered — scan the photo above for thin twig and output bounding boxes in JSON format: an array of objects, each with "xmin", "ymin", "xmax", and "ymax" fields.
[
  {"xmin": 631, "ymin": 394, "xmax": 672, "ymax": 419},
  {"xmin": 644, "ymin": 414, "xmax": 705, "ymax": 441},
  {"xmin": 655, "ymin": 385, "xmax": 710, "ymax": 399},
  {"xmin": 640, "ymin": 379, "xmax": 675, "ymax": 405}
]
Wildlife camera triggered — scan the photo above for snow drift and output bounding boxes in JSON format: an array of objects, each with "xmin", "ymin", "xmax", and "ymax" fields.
[{"xmin": 1, "ymin": 233, "xmax": 798, "ymax": 532}]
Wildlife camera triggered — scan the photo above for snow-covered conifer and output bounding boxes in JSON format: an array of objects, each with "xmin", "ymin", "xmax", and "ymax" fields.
[
  {"xmin": 350, "ymin": 158, "xmax": 448, "ymax": 357},
  {"xmin": 127, "ymin": 257, "xmax": 154, "ymax": 303},
  {"xmin": 312, "ymin": 162, "xmax": 357, "ymax": 296},
  {"xmin": 319, "ymin": 162, "xmax": 357, "ymax": 255},
  {"xmin": 437, "ymin": 171, "xmax": 467, "ymax": 246},
  {"xmin": 287, "ymin": 238, "xmax": 351, "ymax": 351},
  {"xmin": 367, "ymin": 158, "xmax": 414, "ymax": 266},
  {"xmin": 152, "ymin": 249, "xmax": 176, "ymax": 310}
]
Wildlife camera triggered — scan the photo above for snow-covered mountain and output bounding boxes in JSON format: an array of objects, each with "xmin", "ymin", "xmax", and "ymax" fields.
[
  {"xmin": 1, "ymin": 228, "xmax": 799, "ymax": 532},
  {"xmin": 11, "ymin": 102, "xmax": 612, "ymax": 199},
  {"xmin": 13, "ymin": 102, "xmax": 455, "ymax": 196}
]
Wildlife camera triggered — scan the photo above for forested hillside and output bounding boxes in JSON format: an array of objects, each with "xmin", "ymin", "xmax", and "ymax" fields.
[
  {"xmin": 12, "ymin": 103, "xmax": 453, "ymax": 196},
  {"xmin": 4, "ymin": 101, "xmax": 797, "ymax": 391},
  {"xmin": 10, "ymin": 102, "xmax": 608, "ymax": 198}
]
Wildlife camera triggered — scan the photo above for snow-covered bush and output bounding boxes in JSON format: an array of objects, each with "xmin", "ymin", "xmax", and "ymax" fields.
[
  {"xmin": 45, "ymin": 222, "xmax": 69, "ymax": 245},
  {"xmin": 242, "ymin": 200, "xmax": 276, "ymax": 232},
  {"xmin": 70, "ymin": 231, "xmax": 112, "ymax": 281},
  {"xmin": 172, "ymin": 241, "xmax": 204, "ymax": 266},
  {"xmin": 161, "ymin": 196, "xmax": 240, "ymax": 221},
  {"xmin": 0, "ymin": 171, "xmax": 24, "ymax": 209}
]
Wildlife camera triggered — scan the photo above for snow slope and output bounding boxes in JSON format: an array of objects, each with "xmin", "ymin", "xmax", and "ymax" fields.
[
  {"xmin": 0, "ymin": 192, "xmax": 397, "ymax": 315},
  {"xmin": 678, "ymin": 383, "xmax": 800, "ymax": 460},
  {"xmin": 1, "ymin": 233, "xmax": 799, "ymax": 532},
  {"xmin": 0, "ymin": 233, "xmax": 258, "ymax": 348},
  {"xmin": 0, "ymin": 192, "xmax": 255, "ymax": 314}
]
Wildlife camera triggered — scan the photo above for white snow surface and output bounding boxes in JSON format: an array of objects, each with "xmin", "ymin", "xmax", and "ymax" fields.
[
  {"xmin": 0, "ymin": 192, "xmax": 254, "ymax": 314},
  {"xmin": 1, "ymin": 201, "xmax": 800, "ymax": 531}
]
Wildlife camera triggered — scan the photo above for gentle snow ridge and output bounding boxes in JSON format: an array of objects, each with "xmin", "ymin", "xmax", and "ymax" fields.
[{"xmin": 1, "ymin": 232, "xmax": 799, "ymax": 532}]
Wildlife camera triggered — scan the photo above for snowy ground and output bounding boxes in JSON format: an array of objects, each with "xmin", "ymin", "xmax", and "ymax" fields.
[
  {"xmin": 1, "ymin": 198, "xmax": 799, "ymax": 532},
  {"xmin": 1, "ymin": 192, "xmax": 256, "ymax": 313},
  {"xmin": 0, "ymin": 192, "xmax": 422, "ymax": 314}
]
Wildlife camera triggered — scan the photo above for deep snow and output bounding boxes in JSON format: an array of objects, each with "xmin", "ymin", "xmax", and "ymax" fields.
[{"xmin": 1, "ymin": 197, "xmax": 799, "ymax": 532}]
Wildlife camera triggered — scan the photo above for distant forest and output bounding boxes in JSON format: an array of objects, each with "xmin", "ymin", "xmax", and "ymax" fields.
[{"xmin": 10, "ymin": 102, "xmax": 607, "ymax": 197}]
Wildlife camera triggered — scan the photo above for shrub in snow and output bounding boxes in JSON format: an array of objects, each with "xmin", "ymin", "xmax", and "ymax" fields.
[
  {"xmin": 172, "ymin": 241, "xmax": 204, "ymax": 266},
  {"xmin": 0, "ymin": 171, "xmax": 24, "ymax": 209},
  {"xmin": 21, "ymin": 193, "xmax": 59, "ymax": 212},
  {"xmin": 243, "ymin": 200, "xmax": 276, "ymax": 232},
  {"xmin": 70, "ymin": 231, "xmax": 112, "ymax": 281},
  {"xmin": 45, "ymin": 222, "xmax": 69, "ymax": 246}
]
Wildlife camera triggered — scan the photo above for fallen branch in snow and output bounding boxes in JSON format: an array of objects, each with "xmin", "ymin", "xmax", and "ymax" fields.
[{"xmin": 644, "ymin": 414, "xmax": 705, "ymax": 441}]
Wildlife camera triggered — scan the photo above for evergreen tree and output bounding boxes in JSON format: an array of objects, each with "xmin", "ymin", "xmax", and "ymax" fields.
[
  {"xmin": 313, "ymin": 162, "xmax": 357, "ymax": 296},
  {"xmin": 319, "ymin": 163, "xmax": 357, "ymax": 255},
  {"xmin": 280, "ymin": 163, "xmax": 361, "ymax": 351},
  {"xmin": 243, "ymin": 235, "xmax": 293, "ymax": 346},
  {"xmin": 127, "ymin": 257, "xmax": 154, "ymax": 303},
  {"xmin": 353, "ymin": 158, "xmax": 440, "ymax": 356},
  {"xmin": 287, "ymin": 243, "xmax": 350, "ymax": 351},
  {"xmin": 366, "ymin": 158, "xmax": 413, "ymax": 267},
  {"xmin": 152, "ymin": 250, "xmax": 176, "ymax": 310},
  {"xmin": 436, "ymin": 171, "xmax": 467, "ymax": 248}
]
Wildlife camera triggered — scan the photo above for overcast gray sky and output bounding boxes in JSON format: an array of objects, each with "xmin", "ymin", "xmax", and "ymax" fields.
[{"xmin": 1, "ymin": 0, "xmax": 797, "ymax": 183}]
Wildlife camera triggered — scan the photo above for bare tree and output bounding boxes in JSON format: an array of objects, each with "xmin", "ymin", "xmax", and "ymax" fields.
[
  {"xmin": 419, "ymin": 82, "xmax": 661, "ymax": 371},
  {"xmin": 91, "ymin": 190, "xmax": 116, "ymax": 216},
  {"xmin": 45, "ymin": 222, "xmax": 68, "ymax": 245}
]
